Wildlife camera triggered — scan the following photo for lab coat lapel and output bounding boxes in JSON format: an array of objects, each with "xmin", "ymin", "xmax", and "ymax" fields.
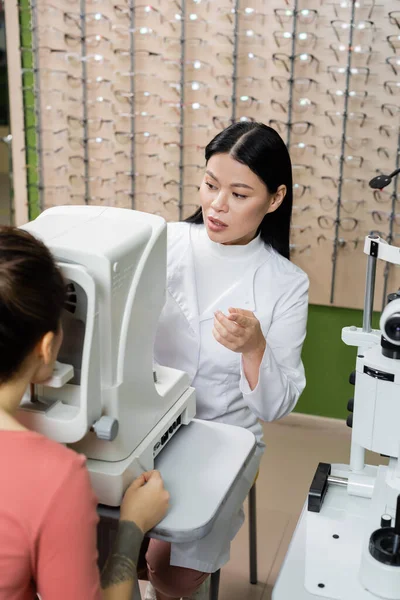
[
  {"xmin": 166, "ymin": 227, "xmax": 200, "ymax": 338},
  {"xmin": 198, "ymin": 249, "xmax": 267, "ymax": 322}
]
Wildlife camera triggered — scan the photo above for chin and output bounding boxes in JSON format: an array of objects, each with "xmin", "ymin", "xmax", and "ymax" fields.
[
  {"xmin": 31, "ymin": 368, "xmax": 54, "ymax": 385},
  {"xmin": 206, "ymin": 228, "xmax": 230, "ymax": 243},
  {"xmin": 31, "ymin": 377, "xmax": 47, "ymax": 385}
]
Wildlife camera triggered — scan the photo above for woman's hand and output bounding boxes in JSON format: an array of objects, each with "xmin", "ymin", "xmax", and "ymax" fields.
[
  {"xmin": 120, "ymin": 470, "xmax": 170, "ymax": 533},
  {"xmin": 213, "ymin": 308, "xmax": 266, "ymax": 390},
  {"xmin": 213, "ymin": 307, "xmax": 266, "ymax": 359}
]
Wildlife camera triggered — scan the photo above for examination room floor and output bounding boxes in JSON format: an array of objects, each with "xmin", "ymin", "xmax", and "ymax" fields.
[{"xmin": 139, "ymin": 413, "xmax": 387, "ymax": 600}]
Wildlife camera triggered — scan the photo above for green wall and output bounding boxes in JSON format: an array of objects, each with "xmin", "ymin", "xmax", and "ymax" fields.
[
  {"xmin": 296, "ymin": 304, "xmax": 379, "ymax": 420},
  {"xmin": 19, "ymin": 0, "xmax": 39, "ymax": 220}
]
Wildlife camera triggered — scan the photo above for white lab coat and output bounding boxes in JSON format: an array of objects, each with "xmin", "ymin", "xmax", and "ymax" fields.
[{"xmin": 154, "ymin": 223, "xmax": 309, "ymax": 573}]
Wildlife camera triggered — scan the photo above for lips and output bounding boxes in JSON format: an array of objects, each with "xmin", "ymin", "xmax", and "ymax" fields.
[{"xmin": 208, "ymin": 216, "xmax": 228, "ymax": 227}]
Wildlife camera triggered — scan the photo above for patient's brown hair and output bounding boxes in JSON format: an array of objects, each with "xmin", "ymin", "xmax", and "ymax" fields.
[{"xmin": 0, "ymin": 226, "xmax": 65, "ymax": 383}]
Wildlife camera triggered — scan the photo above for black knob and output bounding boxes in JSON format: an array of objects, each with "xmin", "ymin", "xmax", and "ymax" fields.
[
  {"xmin": 381, "ymin": 514, "xmax": 392, "ymax": 528},
  {"xmin": 349, "ymin": 371, "xmax": 356, "ymax": 385},
  {"xmin": 369, "ymin": 528, "xmax": 400, "ymax": 566},
  {"xmin": 370, "ymin": 495, "xmax": 400, "ymax": 566},
  {"xmin": 347, "ymin": 398, "xmax": 354, "ymax": 412},
  {"xmin": 346, "ymin": 414, "xmax": 353, "ymax": 428},
  {"xmin": 387, "ymin": 293, "xmax": 400, "ymax": 304}
]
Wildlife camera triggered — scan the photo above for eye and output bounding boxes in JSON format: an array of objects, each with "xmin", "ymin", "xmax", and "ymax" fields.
[
  {"xmin": 205, "ymin": 181, "xmax": 217, "ymax": 190},
  {"xmin": 233, "ymin": 192, "xmax": 248, "ymax": 199}
]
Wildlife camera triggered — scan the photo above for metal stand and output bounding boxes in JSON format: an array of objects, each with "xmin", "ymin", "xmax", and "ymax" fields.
[
  {"xmin": 230, "ymin": 0, "xmax": 240, "ymax": 124},
  {"xmin": 208, "ymin": 482, "xmax": 258, "ymax": 600},
  {"xmin": 210, "ymin": 570, "xmax": 221, "ymax": 600},
  {"xmin": 363, "ymin": 252, "xmax": 377, "ymax": 333},
  {"xmin": 80, "ymin": 0, "xmax": 89, "ymax": 205},
  {"xmin": 128, "ymin": 0, "xmax": 136, "ymax": 210},
  {"xmin": 286, "ymin": 0, "xmax": 298, "ymax": 149},
  {"xmin": 249, "ymin": 483, "xmax": 258, "ymax": 585},
  {"xmin": 330, "ymin": 0, "xmax": 357, "ymax": 304},
  {"xmin": 349, "ymin": 246, "xmax": 377, "ymax": 473},
  {"xmin": 178, "ymin": 0, "xmax": 186, "ymax": 220}
]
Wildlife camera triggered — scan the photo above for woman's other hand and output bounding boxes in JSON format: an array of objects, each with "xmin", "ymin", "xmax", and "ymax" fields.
[
  {"xmin": 120, "ymin": 470, "xmax": 170, "ymax": 533},
  {"xmin": 213, "ymin": 307, "xmax": 266, "ymax": 360}
]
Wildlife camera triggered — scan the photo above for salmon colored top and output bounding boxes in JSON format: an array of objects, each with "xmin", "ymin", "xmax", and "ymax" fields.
[{"xmin": 0, "ymin": 430, "xmax": 101, "ymax": 600}]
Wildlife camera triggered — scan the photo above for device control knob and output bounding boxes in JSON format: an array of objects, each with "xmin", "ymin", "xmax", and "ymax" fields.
[
  {"xmin": 349, "ymin": 371, "xmax": 356, "ymax": 385},
  {"xmin": 387, "ymin": 293, "xmax": 400, "ymax": 304},
  {"xmin": 369, "ymin": 496, "xmax": 400, "ymax": 566},
  {"xmin": 92, "ymin": 416, "xmax": 119, "ymax": 441},
  {"xmin": 347, "ymin": 398, "xmax": 354, "ymax": 412},
  {"xmin": 346, "ymin": 414, "xmax": 353, "ymax": 428},
  {"xmin": 381, "ymin": 514, "xmax": 392, "ymax": 528}
]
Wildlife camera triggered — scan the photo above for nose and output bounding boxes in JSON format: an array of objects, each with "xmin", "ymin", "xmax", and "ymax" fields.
[{"xmin": 211, "ymin": 190, "xmax": 229, "ymax": 212}]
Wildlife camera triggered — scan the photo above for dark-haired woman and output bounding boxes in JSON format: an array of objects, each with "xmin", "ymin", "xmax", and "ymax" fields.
[
  {"xmin": 143, "ymin": 122, "xmax": 309, "ymax": 600},
  {"xmin": 0, "ymin": 227, "xmax": 169, "ymax": 600}
]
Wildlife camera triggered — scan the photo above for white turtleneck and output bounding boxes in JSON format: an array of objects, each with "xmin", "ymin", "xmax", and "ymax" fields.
[{"xmin": 190, "ymin": 224, "xmax": 264, "ymax": 316}]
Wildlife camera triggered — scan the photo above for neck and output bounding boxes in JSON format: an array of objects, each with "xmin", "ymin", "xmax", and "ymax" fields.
[
  {"xmin": 0, "ymin": 373, "xmax": 31, "ymax": 431},
  {"xmin": 201, "ymin": 226, "xmax": 263, "ymax": 259},
  {"xmin": 222, "ymin": 230, "xmax": 259, "ymax": 246}
]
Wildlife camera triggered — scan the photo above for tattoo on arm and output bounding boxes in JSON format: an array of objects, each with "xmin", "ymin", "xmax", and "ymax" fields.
[
  {"xmin": 101, "ymin": 520, "xmax": 144, "ymax": 589},
  {"xmin": 101, "ymin": 554, "xmax": 136, "ymax": 588}
]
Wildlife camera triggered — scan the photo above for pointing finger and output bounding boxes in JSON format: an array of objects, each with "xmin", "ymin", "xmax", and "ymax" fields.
[
  {"xmin": 227, "ymin": 313, "xmax": 251, "ymax": 327},
  {"xmin": 228, "ymin": 307, "xmax": 255, "ymax": 317},
  {"xmin": 215, "ymin": 311, "xmax": 244, "ymax": 334}
]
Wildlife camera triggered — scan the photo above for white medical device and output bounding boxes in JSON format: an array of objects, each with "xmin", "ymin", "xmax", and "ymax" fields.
[
  {"xmin": 274, "ymin": 234, "xmax": 400, "ymax": 600},
  {"xmin": 19, "ymin": 205, "xmax": 196, "ymax": 507}
]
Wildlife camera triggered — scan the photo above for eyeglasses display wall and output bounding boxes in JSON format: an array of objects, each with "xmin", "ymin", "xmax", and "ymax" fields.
[{"xmin": 12, "ymin": 0, "xmax": 400, "ymax": 309}]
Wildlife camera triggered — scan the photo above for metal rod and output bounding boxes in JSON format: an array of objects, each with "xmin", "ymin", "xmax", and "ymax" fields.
[
  {"xmin": 248, "ymin": 483, "xmax": 258, "ymax": 584},
  {"xmin": 329, "ymin": 0, "xmax": 357, "ymax": 304},
  {"xmin": 80, "ymin": 0, "xmax": 89, "ymax": 205},
  {"xmin": 1, "ymin": 135, "xmax": 14, "ymax": 225},
  {"xmin": 129, "ymin": 0, "xmax": 136, "ymax": 210},
  {"xmin": 231, "ymin": 0, "xmax": 240, "ymax": 124},
  {"xmin": 286, "ymin": 0, "xmax": 298, "ymax": 148},
  {"xmin": 382, "ymin": 129, "xmax": 400, "ymax": 308},
  {"xmin": 363, "ymin": 253, "xmax": 377, "ymax": 332},
  {"xmin": 350, "ymin": 441, "xmax": 366, "ymax": 473},
  {"xmin": 352, "ymin": 222, "xmax": 377, "ymax": 475},
  {"xmin": 210, "ymin": 570, "xmax": 221, "ymax": 600},
  {"xmin": 4, "ymin": 0, "xmax": 29, "ymax": 225},
  {"xmin": 30, "ymin": 0, "xmax": 43, "ymax": 212},
  {"xmin": 178, "ymin": 0, "xmax": 186, "ymax": 221},
  {"xmin": 327, "ymin": 475, "xmax": 348, "ymax": 487}
]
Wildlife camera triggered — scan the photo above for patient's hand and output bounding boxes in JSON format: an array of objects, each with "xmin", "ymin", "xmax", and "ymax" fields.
[{"xmin": 120, "ymin": 470, "xmax": 170, "ymax": 533}]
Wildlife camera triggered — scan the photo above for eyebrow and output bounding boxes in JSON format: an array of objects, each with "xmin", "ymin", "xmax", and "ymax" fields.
[{"xmin": 205, "ymin": 170, "xmax": 254, "ymax": 190}]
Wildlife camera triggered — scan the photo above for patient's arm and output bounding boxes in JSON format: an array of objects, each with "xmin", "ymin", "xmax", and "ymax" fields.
[{"xmin": 101, "ymin": 520, "xmax": 143, "ymax": 600}]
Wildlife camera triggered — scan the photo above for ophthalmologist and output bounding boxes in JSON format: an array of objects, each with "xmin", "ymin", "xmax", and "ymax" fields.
[{"xmin": 141, "ymin": 121, "xmax": 309, "ymax": 600}]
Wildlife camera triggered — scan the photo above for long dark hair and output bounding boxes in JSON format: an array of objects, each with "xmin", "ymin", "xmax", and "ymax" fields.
[
  {"xmin": 185, "ymin": 121, "xmax": 293, "ymax": 260},
  {"xmin": 0, "ymin": 226, "xmax": 65, "ymax": 384}
]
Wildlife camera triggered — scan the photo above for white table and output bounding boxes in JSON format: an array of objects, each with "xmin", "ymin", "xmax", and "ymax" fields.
[{"xmin": 97, "ymin": 419, "xmax": 257, "ymax": 587}]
